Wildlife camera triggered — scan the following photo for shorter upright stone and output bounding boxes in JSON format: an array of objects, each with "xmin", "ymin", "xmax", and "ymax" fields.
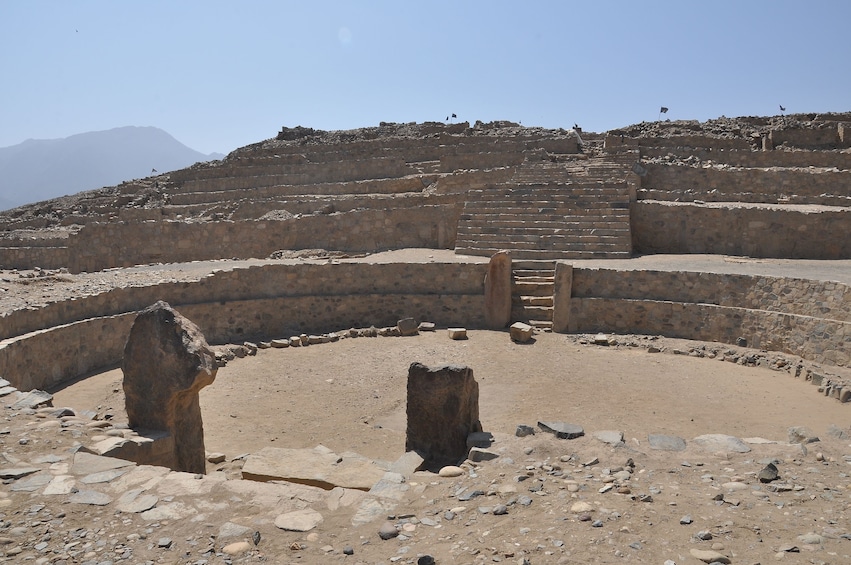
[
  {"xmin": 510, "ymin": 322, "xmax": 534, "ymax": 343},
  {"xmin": 397, "ymin": 318, "xmax": 419, "ymax": 336},
  {"xmin": 448, "ymin": 328, "xmax": 467, "ymax": 340}
]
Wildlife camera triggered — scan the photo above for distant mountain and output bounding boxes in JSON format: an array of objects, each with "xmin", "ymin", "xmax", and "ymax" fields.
[{"xmin": 0, "ymin": 126, "xmax": 224, "ymax": 210}]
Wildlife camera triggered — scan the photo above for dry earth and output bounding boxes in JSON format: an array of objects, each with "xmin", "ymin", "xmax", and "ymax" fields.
[{"xmin": 35, "ymin": 328, "xmax": 851, "ymax": 565}]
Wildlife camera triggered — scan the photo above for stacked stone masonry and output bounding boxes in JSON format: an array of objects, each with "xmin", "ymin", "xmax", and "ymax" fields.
[{"xmin": 3, "ymin": 115, "xmax": 851, "ymax": 394}]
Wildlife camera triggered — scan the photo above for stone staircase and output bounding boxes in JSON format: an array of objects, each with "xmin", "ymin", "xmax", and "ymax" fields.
[
  {"xmin": 455, "ymin": 156, "xmax": 633, "ymax": 260},
  {"xmin": 511, "ymin": 260, "xmax": 556, "ymax": 330}
]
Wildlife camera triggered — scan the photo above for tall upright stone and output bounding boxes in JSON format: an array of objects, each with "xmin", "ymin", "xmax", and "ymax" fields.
[
  {"xmin": 122, "ymin": 301, "xmax": 217, "ymax": 474},
  {"xmin": 484, "ymin": 250, "xmax": 512, "ymax": 329},
  {"xmin": 406, "ymin": 363, "xmax": 482, "ymax": 469}
]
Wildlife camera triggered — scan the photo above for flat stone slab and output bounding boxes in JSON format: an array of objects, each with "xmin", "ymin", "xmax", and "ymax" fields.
[
  {"xmin": 70, "ymin": 451, "xmax": 136, "ymax": 476},
  {"xmin": 69, "ymin": 490, "xmax": 113, "ymax": 506},
  {"xmin": 0, "ymin": 466, "xmax": 41, "ymax": 480},
  {"xmin": 538, "ymin": 421, "xmax": 584, "ymax": 439},
  {"xmin": 80, "ymin": 468, "xmax": 131, "ymax": 484},
  {"xmin": 388, "ymin": 451, "xmax": 424, "ymax": 478},
  {"xmin": 691, "ymin": 434, "xmax": 751, "ymax": 453},
  {"xmin": 592, "ymin": 430, "xmax": 625, "ymax": 445},
  {"xmin": 9, "ymin": 472, "xmax": 52, "ymax": 492},
  {"xmin": 9, "ymin": 390, "xmax": 52, "ymax": 410},
  {"xmin": 242, "ymin": 447, "xmax": 385, "ymax": 491},
  {"xmin": 274, "ymin": 508, "xmax": 324, "ymax": 532},
  {"xmin": 116, "ymin": 489, "xmax": 159, "ymax": 513},
  {"xmin": 648, "ymin": 434, "xmax": 687, "ymax": 451}
]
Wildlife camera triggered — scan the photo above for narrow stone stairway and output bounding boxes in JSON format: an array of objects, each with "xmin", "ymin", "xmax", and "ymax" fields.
[{"xmin": 510, "ymin": 260, "xmax": 557, "ymax": 330}]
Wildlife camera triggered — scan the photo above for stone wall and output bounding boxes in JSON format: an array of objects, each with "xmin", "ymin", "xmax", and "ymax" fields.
[
  {"xmin": 0, "ymin": 205, "xmax": 461, "ymax": 273},
  {"xmin": 568, "ymin": 266, "xmax": 851, "ymax": 367},
  {"xmin": 571, "ymin": 268, "xmax": 851, "ymax": 322},
  {"xmin": 631, "ymin": 201, "xmax": 851, "ymax": 259},
  {"xmin": 639, "ymin": 147, "xmax": 851, "ymax": 170},
  {"xmin": 569, "ymin": 298, "xmax": 851, "ymax": 367},
  {"xmin": 641, "ymin": 164, "xmax": 851, "ymax": 204},
  {"xmin": 0, "ymin": 262, "xmax": 488, "ymax": 391},
  {"xmin": 605, "ymin": 135, "xmax": 753, "ymax": 151}
]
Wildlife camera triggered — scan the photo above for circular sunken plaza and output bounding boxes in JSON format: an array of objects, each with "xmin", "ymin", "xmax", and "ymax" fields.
[{"xmin": 0, "ymin": 114, "xmax": 850, "ymax": 564}]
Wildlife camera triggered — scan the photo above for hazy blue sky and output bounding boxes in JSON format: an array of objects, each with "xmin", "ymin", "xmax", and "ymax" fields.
[{"xmin": 2, "ymin": 1, "xmax": 849, "ymax": 155}]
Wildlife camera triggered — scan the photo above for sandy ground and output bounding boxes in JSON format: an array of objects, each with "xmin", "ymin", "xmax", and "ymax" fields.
[
  {"xmin": 54, "ymin": 330, "xmax": 849, "ymax": 467},
  {"xmin": 46, "ymin": 329, "xmax": 851, "ymax": 564}
]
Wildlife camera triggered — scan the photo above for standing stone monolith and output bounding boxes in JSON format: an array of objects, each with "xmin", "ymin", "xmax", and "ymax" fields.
[
  {"xmin": 406, "ymin": 362, "xmax": 482, "ymax": 469},
  {"xmin": 484, "ymin": 250, "xmax": 512, "ymax": 329},
  {"xmin": 122, "ymin": 301, "xmax": 217, "ymax": 474}
]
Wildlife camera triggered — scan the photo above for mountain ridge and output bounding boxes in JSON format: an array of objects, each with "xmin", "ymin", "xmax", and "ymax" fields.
[{"xmin": 0, "ymin": 126, "xmax": 223, "ymax": 210}]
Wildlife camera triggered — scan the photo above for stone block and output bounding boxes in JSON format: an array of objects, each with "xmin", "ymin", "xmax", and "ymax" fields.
[
  {"xmin": 397, "ymin": 318, "xmax": 419, "ymax": 336},
  {"xmin": 509, "ymin": 322, "xmax": 534, "ymax": 343},
  {"xmin": 448, "ymin": 328, "xmax": 467, "ymax": 340}
]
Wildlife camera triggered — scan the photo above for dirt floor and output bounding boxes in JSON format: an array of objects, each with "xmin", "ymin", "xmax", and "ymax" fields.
[
  {"xmin": 55, "ymin": 330, "xmax": 850, "ymax": 465},
  {"xmin": 33, "ymin": 329, "xmax": 851, "ymax": 564}
]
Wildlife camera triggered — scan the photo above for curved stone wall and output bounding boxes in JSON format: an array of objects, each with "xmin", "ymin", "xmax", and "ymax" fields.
[{"xmin": 3, "ymin": 261, "xmax": 851, "ymax": 393}]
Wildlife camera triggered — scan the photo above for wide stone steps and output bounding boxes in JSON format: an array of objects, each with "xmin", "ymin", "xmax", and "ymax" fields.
[
  {"xmin": 455, "ymin": 155, "xmax": 634, "ymax": 259},
  {"xmin": 460, "ymin": 206, "xmax": 630, "ymax": 217},
  {"xmin": 456, "ymin": 239, "xmax": 630, "ymax": 253},
  {"xmin": 456, "ymin": 247, "xmax": 631, "ymax": 260},
  {"xmin": 458, "ymin": 223, "xmax": 629, "ymax": 236}
]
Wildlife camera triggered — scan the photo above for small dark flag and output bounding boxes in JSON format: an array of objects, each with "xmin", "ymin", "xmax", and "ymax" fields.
[
  {"xmin": 451, "ymin": 113, "xmax": 457, "ymax": 118},
  {"xmin": 660, "ymin": 107, "xmax": 668, "ymax": 114},
  {"xmin": 151, "ymin": 168, "xmax": 158, "ymax": 174}
]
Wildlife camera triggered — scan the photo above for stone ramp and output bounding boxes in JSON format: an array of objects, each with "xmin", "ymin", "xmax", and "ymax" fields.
[{"xmin": 455, "ymin": 156, "xmax": 633, "ymax": 260}]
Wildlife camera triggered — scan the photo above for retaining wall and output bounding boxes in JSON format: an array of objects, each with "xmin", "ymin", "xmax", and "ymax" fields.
[
  {"xmin": 641, "ymin": 164, "xmax": 851, "ymax": 203},
  {"xmin": 4, "ymin": 259, "xmax": 851, "ymax": 393},
  {"xmin": 631, "ymin": 201, "xmax": 851, "ymax": 259},
  {"xmin": 0, "ymin": 262, "xmax": 489, "ymax": 391},
  {"xmin": 0, "ymin": 205, "xmax": 461, "ymax": 273}
]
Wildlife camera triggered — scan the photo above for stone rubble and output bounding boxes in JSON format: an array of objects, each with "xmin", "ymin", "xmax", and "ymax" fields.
[{"xmin": 0, "ymin": 388, "xmax": 848, "ymax": 564}]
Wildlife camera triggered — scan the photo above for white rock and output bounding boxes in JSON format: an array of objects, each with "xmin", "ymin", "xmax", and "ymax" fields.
[
  {"xmin": 448, "ymin": 328, "xmax": 467, "ymax": 340},
  {"xmin": 439, "ymin": 465, "xmax": 464, "ymax": 477}
]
